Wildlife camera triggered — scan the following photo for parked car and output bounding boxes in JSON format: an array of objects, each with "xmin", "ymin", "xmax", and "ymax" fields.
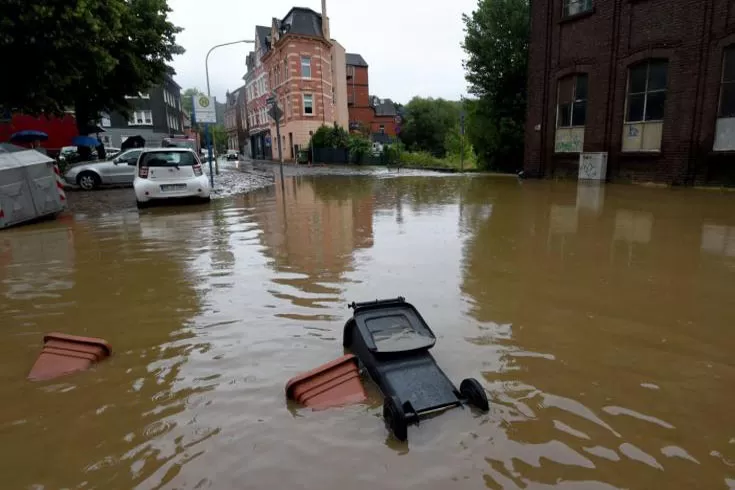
[
  {"xmin": 64, "ymin": 148, "xmax": 144, "ymax": 190},
  {"xmin": 133, "ymin": 148, "xmax": 211, "ymax": 208},
  {"xmin": 226, "ymin": 150, "xmax": 239, "ymax": 161}
]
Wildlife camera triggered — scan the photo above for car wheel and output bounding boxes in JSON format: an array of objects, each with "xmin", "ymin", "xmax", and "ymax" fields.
[
  {"xmin": 136, "ymin": 200, "xmax": 149, "ymax": 210},
  {"xmin": 460, "ymin": 378, "xmax": 489, "ymax": 412},
  {"xmin": 383, "ymin": 396, "xmax": 408, "ymax": 441},
  {"xmin": 77, "ymin": 172, "xmax": 100, "ymax": 191},
  {"xmin": 200, "ymin": 196, "xmax": 211, "ymax": 204}
]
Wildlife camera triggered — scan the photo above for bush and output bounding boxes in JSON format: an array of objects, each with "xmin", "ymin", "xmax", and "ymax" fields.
[
  {"xmin": 398, "ymin": 150, "xmax": 478, "ymax": 170},
  {"xmin": 348, "ymin": 134, "xmax": 372, "ymax": 163},
  {"xmin": 310, "ymin": 123, "xmax": 349, "ymax": 149}
]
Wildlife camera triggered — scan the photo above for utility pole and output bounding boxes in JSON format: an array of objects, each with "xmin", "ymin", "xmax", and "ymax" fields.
[
  {"xmin": 267, "ymin": 94, "xmax": 284, "ymax": 180},
  {"xmin": 459, "ymin": 110, "xmax": 466, "ymax": 172},
  {"xmin": 205, "ymin": 39, "xmax": 255, "ymax": 185}
]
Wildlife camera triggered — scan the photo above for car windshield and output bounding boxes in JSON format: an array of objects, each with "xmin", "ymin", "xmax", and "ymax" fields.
[
  {"xmin": 140, "ymin": 151, "xmax": 198, "ymax": 167},
  {"xmin": 162, "ymin": 138, "xmax": 196, "ymax": 150}
]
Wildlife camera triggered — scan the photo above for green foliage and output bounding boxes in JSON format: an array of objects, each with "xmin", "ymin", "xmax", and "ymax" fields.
[
  {"xmin": 0, "ymin": 0, "xmax": 183, "ymax": 133},
  {"xmin": 444, "ymin": 123, "xmax": 474, "ymax": 163},
  {"xmin": 200, "ymin": 124, "xmax": 226, "ymax": 154},
  {"xmin": 462, "ymin": 0, "xmax": 529, "ymax": 171},
  {"xmin": 384, "ymin": 140, "xmax": 405, "ymax": 164},
  {"xmin": 309, "ymin": 123, "xmax": 349, "ymax": 148},
  {"xmin": 181, "ymin": 88, "xmax": 202, "ymax": 119},
  {"xmin": 348, "ymin": 134, "xmax": 372, "ymax": 163},
  {"xmin": 398, "ymin": 151, "xmax": 477, "ymax": 171},
  {"xmin": 399, "ymin": 97, "xmax": 462, "ymax": 157}
]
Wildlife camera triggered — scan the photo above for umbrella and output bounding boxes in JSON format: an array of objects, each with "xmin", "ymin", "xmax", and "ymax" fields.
[
  {"xmin": 10, "ymin": 130, "xmax": 48, "ymax": 143},
  {"xmin": 72, "ymin": 135, "xmax": 101, "ymax": 147},
  {"xmin": 121, "ymin": 135, "xmax": 146, "ymax": 151}
]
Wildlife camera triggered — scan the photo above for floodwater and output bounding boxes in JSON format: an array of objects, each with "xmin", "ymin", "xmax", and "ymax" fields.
[{"xmin": 1, "ymin": 172, "xmax": 734, "ymax": 489}]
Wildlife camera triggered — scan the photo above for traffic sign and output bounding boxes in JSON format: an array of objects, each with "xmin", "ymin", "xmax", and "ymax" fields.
[
  {"xmin": 193, "ymin": 94, "xmax": 217, "ymax": 123},
  {"xmin": 268, "ymin": 105, "xmax": 283, "ymax": 122}
]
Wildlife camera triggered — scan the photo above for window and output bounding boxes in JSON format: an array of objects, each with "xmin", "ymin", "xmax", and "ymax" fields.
[
  {"xmin": 129, "ymin": 110, "xmax": 153, "ymax": 126},
  {"xmin": 118, "ymin": 149, "xmax": 142, "ymax": 165},
  {"xmin": 284, "ymin": 59, "xmax": 289, "ymax": 80},
  {"xmin": 715, "ymin": 46, "xmax": 735, "ymax": 151},
  {"xmin": 623, "ymin": 60, "xmax": 668, "ymax": 152},
  {"xmin": 563, "ymin": 0, "xmax": 593, "ymax": 17},
  {"xmin": 303, "ymin": 94, "xmax": 313, "ymax": 115},
  {"xmin": 100, "ymin": 113, "xmax": 111, "ymax": 127},
  {"xmin": 301, "ymin": 56, "xmax": 312, "ymax": 78},
  {"xmin": 555, "ymin": 74, "xmax": 588, "ymax": 153},
  {"xmin": 379, "ymin": 125, "xmax": 385, "ymax": 134}
]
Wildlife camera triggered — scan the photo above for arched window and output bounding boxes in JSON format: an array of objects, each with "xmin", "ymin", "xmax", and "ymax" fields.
[
  {"xmin": 714, "ymin": 46, "xmax": 735, "ymax": 151},
  {"xmin": 555, "ymin": 73, "xmax": 588, "ymax": 153}
]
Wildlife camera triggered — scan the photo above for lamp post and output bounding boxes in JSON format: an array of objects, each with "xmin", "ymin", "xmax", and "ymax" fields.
[{"xmin": 204, "ymin": 39, "xmax": 254, "ymax": 186}]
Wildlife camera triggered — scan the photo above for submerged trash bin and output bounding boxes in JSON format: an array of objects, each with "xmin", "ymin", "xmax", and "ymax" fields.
[
  {"xmin": 286, "ymin": 354, "xmax": 367, "ymax": 410},
  {"xmin": 28, "ymin": 333, "xmax": 111, "ymax": 381},
  {"xmin": 0, "ymin": 144, "xmax": 67, "ymax": 229}
]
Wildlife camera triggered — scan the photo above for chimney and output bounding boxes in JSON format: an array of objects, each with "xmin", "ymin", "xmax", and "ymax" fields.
[{"xmin": 321, "ymin": 0, "xmax": 330, "ymax": 39}]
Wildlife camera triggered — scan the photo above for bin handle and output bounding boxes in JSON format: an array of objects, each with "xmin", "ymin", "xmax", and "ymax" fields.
[{"xmin": 348, "ymin": 297, "xmax": 406, "ymax": 310}]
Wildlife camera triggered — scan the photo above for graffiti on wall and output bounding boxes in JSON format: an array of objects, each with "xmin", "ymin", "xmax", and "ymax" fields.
[{"xmin": 555, "ymin": 128, "xmax": 584, "ymax": 153}]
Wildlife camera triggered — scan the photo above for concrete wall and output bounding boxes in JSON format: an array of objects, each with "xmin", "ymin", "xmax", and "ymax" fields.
[
  {"xmin": 331, "ymin": 41, "xmax": 350, "ymax": 130},
  {"xmin": 525, "ymin": 0, "xmax": 735, "ymax": 185}
]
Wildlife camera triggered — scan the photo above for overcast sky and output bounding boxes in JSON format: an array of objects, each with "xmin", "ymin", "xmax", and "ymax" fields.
[{"xmin": 169, "ymin": 0, "xmax": 478, "ymax": 104}]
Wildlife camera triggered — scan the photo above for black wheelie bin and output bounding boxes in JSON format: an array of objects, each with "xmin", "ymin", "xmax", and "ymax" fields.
[{"xmin": 343, "ymin": 297, "xmax": 489, "ymax": 441}]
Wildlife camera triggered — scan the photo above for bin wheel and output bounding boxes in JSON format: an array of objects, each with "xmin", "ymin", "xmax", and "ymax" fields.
[
  {"xmin": 383, "ymin": 396, "xmax": 408, "ymax": 441},
  {"xmin": 460, "ymin": 378, "xmax": 489, "ymax": 411}
]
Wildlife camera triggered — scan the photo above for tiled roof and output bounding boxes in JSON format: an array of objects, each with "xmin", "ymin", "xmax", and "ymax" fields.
[
  {"xmin": 346, "ymin": 53, "xmax": 368, "ymax": 67},
  {"xmin": 281, "ymin": 7, "xmax": 323, "ymax": 38}
]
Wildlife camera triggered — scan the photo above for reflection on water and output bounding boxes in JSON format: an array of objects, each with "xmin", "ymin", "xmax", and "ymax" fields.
[{"xmin": 1, "ymin": 175, "xmax": 734, "ymax": 489}]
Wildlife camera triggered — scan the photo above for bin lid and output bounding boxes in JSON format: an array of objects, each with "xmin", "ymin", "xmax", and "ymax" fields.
[
  {"xmin": 0, "ymin": 148, "xmax": 53, "ymax": 170},
  {"xmin": 353, "ymin": 303, "xmax": 436, "ymax": 354}
]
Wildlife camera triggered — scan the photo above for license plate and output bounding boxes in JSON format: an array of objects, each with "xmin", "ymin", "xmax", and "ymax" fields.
[{"xmin": 160, "ymin": 184, "xmax": 187, "ymax": 192}]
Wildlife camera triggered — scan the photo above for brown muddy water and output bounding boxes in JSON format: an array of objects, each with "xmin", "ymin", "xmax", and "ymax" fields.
[{"xmin": 1, "ymin": 173, "xmax": 734, "ymax": 489}]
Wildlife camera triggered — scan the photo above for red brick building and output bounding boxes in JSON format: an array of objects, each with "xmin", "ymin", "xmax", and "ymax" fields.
[
  {"xmin": 345, "ymin": 53, "xmax": 398, "ymax": 138},
  {"xmin": 525, "ymin": 0, "xmax": 735, "ymax": 185},
  {"xmin": 244, "ymin": 2, "xmax": 350, "ymax": 162}
]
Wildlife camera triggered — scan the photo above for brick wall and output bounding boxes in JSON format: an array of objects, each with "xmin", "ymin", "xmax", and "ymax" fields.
[
  {"xmin": 263, "ymin": 34, "xmax": 338, "ymax": 160},
  {"xmin": 525, "ymin": 0, "xmax": 735, "ymax": 185},
  {"xmin": 346, "ymin": 64, "xmax": 396, "ymax": 136}
]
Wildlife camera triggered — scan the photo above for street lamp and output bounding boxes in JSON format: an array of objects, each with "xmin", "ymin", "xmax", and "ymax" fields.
[{"xmin": 204, "ymin": 39, "xmax": 254, "ymax": 186}]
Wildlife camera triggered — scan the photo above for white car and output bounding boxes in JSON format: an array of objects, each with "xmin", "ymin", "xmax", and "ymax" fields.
[{"xmin": 133, "ymin": 148, "xmax": 211, "ymax": 208}]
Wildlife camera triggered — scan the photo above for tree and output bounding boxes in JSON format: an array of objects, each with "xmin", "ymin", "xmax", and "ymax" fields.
[
  {"xmin": 181, "ymin": 88, "xmax": 202, "ymax": 120},
  {"xmin": 462, "ymin": 0, "xmax": 529, "ymax": 171},
  {"xmin": 399, "ymin": 97, "xmax": 462, "ymax": 157},
  {"xmin": 0, "ymin": 0, "xmax": 183, "ymax": 135},
  {"xmin": 444, "ymin": 123, "xmax": 474, "ymax": 163}
]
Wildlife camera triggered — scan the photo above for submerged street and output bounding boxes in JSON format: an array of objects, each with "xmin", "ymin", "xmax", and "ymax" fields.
[{"xmin": 1, "ymin": 166, "xmax": 734, "ymax": 489}]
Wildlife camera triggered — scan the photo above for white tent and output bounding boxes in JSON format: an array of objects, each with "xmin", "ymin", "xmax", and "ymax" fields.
[{"xmin": 0, "ymin": 145, "xmax": 66, "ymax": 229}]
